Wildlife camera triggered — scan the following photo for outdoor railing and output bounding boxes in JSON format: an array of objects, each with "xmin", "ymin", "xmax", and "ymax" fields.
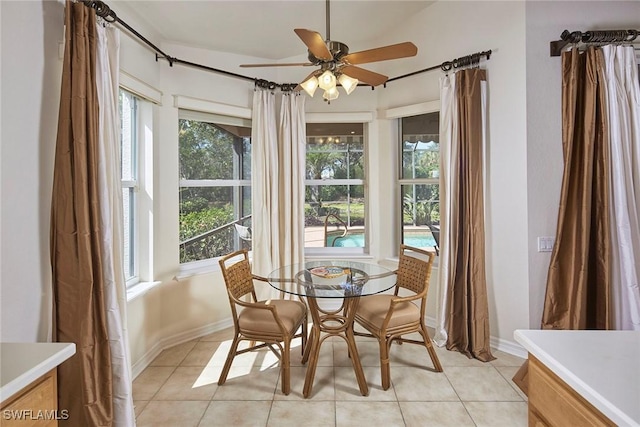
[{"xmin": 180, "ymin": 215, "xmax": 252, "ymax": 263}]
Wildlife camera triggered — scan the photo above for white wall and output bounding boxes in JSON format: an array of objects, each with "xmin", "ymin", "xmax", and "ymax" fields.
[
  {"xmin": 0, "ymin": 0, "xmax": 64, "ymax": 342},
  {"xmin": 525, "ymin": 0, "xmax": 640, "ymax": 329}
]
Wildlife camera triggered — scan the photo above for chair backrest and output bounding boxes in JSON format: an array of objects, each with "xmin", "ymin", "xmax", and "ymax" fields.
[
  {"xmin": 219, "ymin": 249, "xmax": 255, "ymax": 301},
  {"xmin": 395, "ymin": 244, "xmax": 436, "ymax": 296}
]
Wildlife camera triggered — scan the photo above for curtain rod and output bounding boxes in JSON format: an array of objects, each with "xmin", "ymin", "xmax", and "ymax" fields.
[
  {"xmin": 80, "ymin": 0, "xmax": 492, "ymax": 92},
  {"xmin": 550, "ymin": 29, "xmax": 639, "ymax": 57},
  {"xmin": 385, "ymin": 50, "xmax": 492, "ymax": 86}
]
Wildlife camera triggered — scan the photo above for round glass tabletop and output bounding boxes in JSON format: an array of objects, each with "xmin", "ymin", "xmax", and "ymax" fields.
[{"xmin": 268, "ymin": 260, "xmax": 396, "ymax": 298}]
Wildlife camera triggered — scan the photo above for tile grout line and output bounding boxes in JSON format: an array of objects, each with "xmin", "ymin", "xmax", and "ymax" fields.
[{"xmin": 137, "ymin": 328, "xmax": 528, "ymax": 425}]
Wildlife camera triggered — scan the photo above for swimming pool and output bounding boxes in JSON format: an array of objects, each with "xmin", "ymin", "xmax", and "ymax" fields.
[{"xmin": 327, "ymin": 230, "xmax": 436, "ymax": 248}]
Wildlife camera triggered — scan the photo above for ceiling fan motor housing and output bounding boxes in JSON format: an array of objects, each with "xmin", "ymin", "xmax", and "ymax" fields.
[{"xmin": 308, "ymin": 40, "xmax": 349, "ymax": 66}]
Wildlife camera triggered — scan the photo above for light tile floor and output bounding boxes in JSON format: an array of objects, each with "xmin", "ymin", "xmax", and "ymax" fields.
[{"xmin": 133, "ymin": 327, "xmax": 528, "ymax": 426}]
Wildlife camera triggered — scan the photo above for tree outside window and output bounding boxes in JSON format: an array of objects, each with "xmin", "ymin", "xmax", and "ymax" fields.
[
  {"xmin": 178, "ymin": 115, "xmax": 251, "ymax": 263},
  {"xmin": 399, "ymin": 112, "xmax": 440, "ymax": 251}
]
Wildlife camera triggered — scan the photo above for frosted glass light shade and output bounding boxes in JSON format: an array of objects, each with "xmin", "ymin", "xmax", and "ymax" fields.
[
  {"xmin": 338, "ymin": 74, "xmax": 358, "ymax": 95},
  {"xmin": 300, "ymin": 76, "xmax": 319, "ymax": 97},
  {"xmin": 318, "ymin": 70, "xmax": 337, "ymax": 91},
  {"xmin": 322, "ymin": 86, "xmax": 340, "ymax": 101}
]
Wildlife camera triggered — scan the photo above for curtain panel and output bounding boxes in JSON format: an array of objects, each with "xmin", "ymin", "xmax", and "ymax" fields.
[
  {"xmin": 251, "ymin": 89, "xmax": 280, "ymax": 298},
  {"xmin": 95, "ymin": 23, "xmax": 136, "ymax": 426},
  {"xmin": 444, "ymin": 68, "xmax": 495, "ymax": 362},
  {"xmin": 601, "ymin": 45, "xmax": 640, "ymax": 331},
  {"xmin": 434, "ymin": 74, "xmax": 458, "ymax": 347},
  {"xmin": 251, "ymin": 89, "xmax": 307, "ymax": 297},
  {"xmin": 541, "ymin": 47, "xmax": 612, "ymax": 330},
  {"xmin": 51, "ymin": 2, "xmax": 113, "ymax": 425},
  {"xmin": 277, "ymin": 92, "xmax": 306, "ymax": 268}
]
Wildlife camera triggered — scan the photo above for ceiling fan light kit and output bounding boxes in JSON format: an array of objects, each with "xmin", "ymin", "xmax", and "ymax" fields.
[
  {"xmin": 240, "ymin": 0, "xmax": 418, "ymax": 103},
  {"xmin": 322, "ymin": 86, "xmax": 340, "ymax": 101},
  {"xmin": 338, "ymin": 73, "xmax": 358, "ymax": 95},
  {"xmin": 318, "ymin": 70, "xmax": 337, "ymax": 91},
  {"xmin": 300, "ymin": 76, "xmax": 319, "ymax": 97}
]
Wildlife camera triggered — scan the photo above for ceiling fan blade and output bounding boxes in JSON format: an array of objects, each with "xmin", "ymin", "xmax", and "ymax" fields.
[
  {"xmin": 294, "ymin": 28, "xmax": 333, "ymax": 61},
  {"xmin": 240, "ymin": 62, "xmax": 314, "ymax": 68},
  {"xmin": 341, "ymin": 66, "xmax": 388, "ymax": 87},
  {"xmin": 342, "ymin": 42, "xmax": 418, "ymax": 65}
]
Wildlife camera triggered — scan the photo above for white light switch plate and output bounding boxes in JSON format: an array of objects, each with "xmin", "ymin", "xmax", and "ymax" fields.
[{"xmin": 537, "ymin": 237, "xmax": 555, "ymax": 252}]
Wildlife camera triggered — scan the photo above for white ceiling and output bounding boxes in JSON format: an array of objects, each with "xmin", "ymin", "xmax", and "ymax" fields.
[{"xmin": 112, "ymin": 0, "xmax": 435, "ymax": 60}]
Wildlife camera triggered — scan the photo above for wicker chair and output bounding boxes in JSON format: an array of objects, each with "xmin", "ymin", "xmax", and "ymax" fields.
[
  {"xmin": 354, "ymin": 244, "xmax": 443, "ymax": 390},
  {"xmin": 217, "ymin": 249, "xmax": 307, "ymax": 395}
]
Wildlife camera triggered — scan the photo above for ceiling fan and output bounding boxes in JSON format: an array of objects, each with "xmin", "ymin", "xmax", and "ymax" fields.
[{"xmin": 240, "ymin": 0, "xmax": 418, "ymax": 101}]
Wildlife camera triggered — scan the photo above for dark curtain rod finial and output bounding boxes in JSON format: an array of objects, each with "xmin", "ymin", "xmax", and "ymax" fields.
[
  {"xmin": 81, "ymin": 0, "xmax": 116, "ymax": 22},
  {"xmin": 439, "ymin": 50, "xmax": 492, "ymax": 73},
  {"xmin": 551, "ymin": 28, "xmax": 639, "ymax": 56}
]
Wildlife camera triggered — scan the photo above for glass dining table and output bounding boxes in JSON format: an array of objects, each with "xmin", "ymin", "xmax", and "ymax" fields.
[{"xmin": 268, "ymin": 260, "xmax": 397, "ymax": 398}]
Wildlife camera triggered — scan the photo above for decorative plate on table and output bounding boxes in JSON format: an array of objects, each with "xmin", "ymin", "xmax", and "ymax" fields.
[{"xmin": 308, "ymin": 266, "xmax": 350, "ymax": 279}]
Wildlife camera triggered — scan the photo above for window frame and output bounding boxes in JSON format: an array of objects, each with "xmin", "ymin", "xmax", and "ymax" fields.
[
  {"xmin": 120, "ymin": 89, "xmax": 140, "ymax": 287},
  {"xmin": 177, "ymin": 109, "xmax": 252, "ymax": 267},
  {"xmin": 392, "ymin": 104, "xmax": 441, "ymax": 255},
  {"xmin": 304, "ymin": 115, "xmax": 372, "ymax": 258},
  {"xmin": 117, "ymin": 73, "xmax": 162, "ymax": 297},
  {"xmin": 119, "ymin": 84, "xmax": 157, "ymax": 290}
]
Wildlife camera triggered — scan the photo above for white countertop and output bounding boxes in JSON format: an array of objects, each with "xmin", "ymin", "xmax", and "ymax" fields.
[
  {"xmin": 1, "ymin": 342, "xmax": 76, "ymax": 403},
  {"xmin": 514, "ymin": 329, "xmax": 640, "ymax": 427}
]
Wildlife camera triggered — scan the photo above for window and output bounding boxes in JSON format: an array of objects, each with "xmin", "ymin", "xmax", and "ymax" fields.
[
  {"xmin": 178, "ymin": 111, "xmax": 252, "ymax": 264},
  {"xmin": 398, "ymin": 112, "xmax": 440, "ymax": 251},
  {"xmin": 120, "ymin": 89, "xmax": 138, "ymax": 282},
  {"xmin": 304, "ymin": 123, "xmax": 366, "ymax": 251}
]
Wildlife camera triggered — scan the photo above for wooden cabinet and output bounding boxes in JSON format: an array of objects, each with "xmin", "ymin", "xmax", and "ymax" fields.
[
  {"xmin": 1, "ymin": 369, "xmax": 59, "ymax": 426},
  {"xmin": 528, "ymin": 355, "xmax": 614, "ymax": 427},
  {"xmin": 1, "ymin": 343, "xmax": 75, "ymax": 426}
]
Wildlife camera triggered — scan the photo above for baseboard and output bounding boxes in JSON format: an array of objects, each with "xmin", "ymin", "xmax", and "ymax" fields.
[
  {"xmin": 489, "ymin": 335, "xmax": 528, "ymax": 359},
  {"xmin": 131, "ymin": 318, "xmax": 233, "ymax": 379},
  {"xmin": 424, "ymin": 315, "xmax": 527, "ymax": 359}
]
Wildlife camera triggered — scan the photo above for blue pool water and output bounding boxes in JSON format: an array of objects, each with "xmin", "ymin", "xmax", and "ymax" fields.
[{"xmin": 327, "ymin": 232, "xmax": 436, "ymax": 248}]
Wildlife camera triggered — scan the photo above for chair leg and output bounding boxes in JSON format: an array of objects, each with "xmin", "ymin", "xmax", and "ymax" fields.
[
  {"xmin": 379, "ymin": 337, "xmax": 392, "ymax": 390},
  {"xmin": 301, "ymin": 316, "xmax": 308, "ymax": 357},
  {"xmin": 218, "ymin": 335, "xmax": 241, "ymax": 385},
  {"xmin": 418, "ymin": 325, "xmax": 443, "ymax": 372},
  {"xmin": 302, "ymin": 327, "xmax": 315, "ymax": 365},
  {"xmin": 281, "ymin": 339, "xmax": 291, "ymax": 395}
]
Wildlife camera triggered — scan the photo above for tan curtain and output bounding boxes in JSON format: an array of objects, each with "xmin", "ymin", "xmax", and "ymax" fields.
[
  {"xmin": 446, "ymin": 68, "xmax": 495, "ymax": 362},
  {"xmin": 252, "ymin": 89, "xmax": 306, "ymax": 300},
  {"xmin": 541, "ymin": 47, "xmax": 611, "ymax": 330},
  {"xmin": 277, "ymin": 91, "xmax": 306, "ymax": 268},
  {"xmin": 50, "ymin": 2, "xmax": 113, "ymax": 425}
]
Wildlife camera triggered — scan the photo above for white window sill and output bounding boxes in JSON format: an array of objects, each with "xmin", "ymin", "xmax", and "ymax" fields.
[
  {"xmin": 304, "ymin": 247, "xmax": 370, "ymax": 259},
  {"xmin": 126, "ymin": 280, "xmax": 161, "ymax": 302},
  {"xmin": 174, "ymin": 252, "xmax": 254, "ymax": 280},
  {"xmin": 174, "ymin": 262, "xmax": 222, "ymax": 280}
]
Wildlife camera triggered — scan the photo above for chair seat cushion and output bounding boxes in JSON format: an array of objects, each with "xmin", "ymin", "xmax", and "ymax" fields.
[
  {"xmin": 356, "ymin": 294, "xmax": 419, "ymax": 330},
  {"xmin": 239, "ymin": 299, "xmax": 306, "ymax": 336}
]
